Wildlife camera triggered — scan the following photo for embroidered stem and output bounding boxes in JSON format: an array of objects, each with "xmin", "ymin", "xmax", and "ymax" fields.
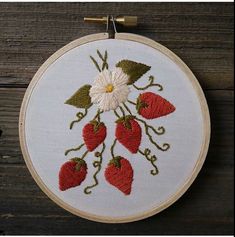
[
  {"xmin": 90, "ymin": 50, "xmax": 109, "ymax": 72},
  {"xmin": 97, "ymin": 50, "xmax": 108, "ymax": 70},
  {"xmin": 135, "ymin": 117, "xmax": 165, "ymax": 135},
  {"xmin": 93, "ymin": 109, "xmax": 103, "ymax": 122},
  {"xmin": 119, "ymin": 106, "xmax": 126, "ymax": 117},
  {"xmin": 104, "ymin": 50, "xmax": 108, "ymax": 70},
  {"xmin": 111, "ymin": 139, "xmax": 117, "ymax": 158},
  {"xmin": 65, "ymin": 143, "xmax": 85, "ymax": 156},
  {"xmin": 84, "ymin": 143, "xmax": 106, "ymax": 194},
  {"xmin": 127, "ymin": 99, "xmax": 137, "ymax": 106},
  {"xmin": 81, "ymin": 150, "xmax": 89, "ymax": 160},
  {"xmin": 142, "ymin": 122, "xmax": 169, "ymax": 151},
  {"xmin": 70, "ymin": 108, "xmax": 88, "ymax": 130},
  {"xmin": 133, "ymin": 76, "xmax": 163, "ymax": 91},
  {"xmin": 114, "ymin": 109, "xmax": 121, "ymax": 118},
  {"xmin": 123, "ymin": 102, "xmax": 133, "ymax": 115},
  {"xmin": 138, "ymin": 148, "xmax": 159, "ymax": 175},
  {"xmin": 90, "ymin": 55, "xmax": 101, "ymax": 72}
]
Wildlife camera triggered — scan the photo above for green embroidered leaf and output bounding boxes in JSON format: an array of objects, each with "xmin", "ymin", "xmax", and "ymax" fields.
[
  {"xmin": 116, "ymin": 60, "xmax": 151, "ymax": 85},
  {"xmin": 65, "ymin": 84, "xmax": 92, "ymax": 109}
]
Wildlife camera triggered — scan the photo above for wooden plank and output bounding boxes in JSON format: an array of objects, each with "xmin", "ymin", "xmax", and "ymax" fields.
[
  {"xmin": 0, "ymin": 2, "xmax": 233, "ymax": 89},
  {"xmin": 0, "ymin": 88, "xmax": 23, "ymax": 164},
  {"xmin": 0, "ymin": 3, "xmax": 233, "ymax": 18},
  {"xmin": 1, "ymin": 88, "xmax": 232, "ymax": 165}
]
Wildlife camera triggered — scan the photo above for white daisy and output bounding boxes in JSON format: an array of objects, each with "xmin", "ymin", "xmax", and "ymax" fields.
[{"xmin": 89, "ymin": 68, "xmax": 130, "ymax": 111}]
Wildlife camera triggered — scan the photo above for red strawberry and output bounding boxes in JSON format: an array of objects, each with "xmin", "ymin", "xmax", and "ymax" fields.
[
  {"xmin": 59, "ymin": 158, "xmax": 87, "ymax": 191},
  {"xmin": 82, "ymin": 120, "xmax": 106, "ymax": 151},
  {"xmin": 115, "ymin": 115, "xmax": 141, "ymax": 153},
  {"xmin": 105, "ymin": 157, "xmax": 133, "ymax": 195},
  {"xmin": 137, "ymin": 92, "xmax": 175, "ymax": 119}
]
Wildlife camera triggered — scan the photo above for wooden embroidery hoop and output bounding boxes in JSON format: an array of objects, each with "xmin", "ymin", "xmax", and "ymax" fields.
[{"xmin": 19, "ymin": 32, "xmax": 211, "ymax": 223}]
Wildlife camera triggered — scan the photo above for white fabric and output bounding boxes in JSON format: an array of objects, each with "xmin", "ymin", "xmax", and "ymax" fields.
[{"xmin": 25, "ymin": 39, "xmax": 204, "ymax": 218}]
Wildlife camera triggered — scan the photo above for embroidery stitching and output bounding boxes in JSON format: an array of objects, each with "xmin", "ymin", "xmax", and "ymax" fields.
[
  {"xmin": 133, "ymin": 75, "xmax": 163, "ymax": 91},
  {"xmin": 59, "ymin": 49, "xmax": 176, "ymax": 195},
  {"xmin": 84, "ymin": 143, "xmax": 106, "ymax": 194},
  {"xmin": 59, "ymin": 158, "xmax": 87, "ymax": 191},
  {"xmin": 105, "ymin": 156, "xmax": 134, "ymax": 195}
]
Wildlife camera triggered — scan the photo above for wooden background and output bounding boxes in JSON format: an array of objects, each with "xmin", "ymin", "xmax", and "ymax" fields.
[{"xmin": 0, "ymin": 2, "xmax": 234, "ymax": 235}]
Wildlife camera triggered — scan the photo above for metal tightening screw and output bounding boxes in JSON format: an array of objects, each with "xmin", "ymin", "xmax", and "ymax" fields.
[{"xmin": 84, "ymin": 16, "xmax": 138, "ymax": 27}]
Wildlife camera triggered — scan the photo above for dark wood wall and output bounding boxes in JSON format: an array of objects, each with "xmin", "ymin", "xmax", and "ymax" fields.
[{"xmin": 0, "ymin": 2, "xmax": 234, "ymax": 235}]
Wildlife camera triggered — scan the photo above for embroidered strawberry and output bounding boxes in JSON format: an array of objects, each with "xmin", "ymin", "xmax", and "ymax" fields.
[
  {"xmin": 115, "ymin": 115, "xmax": 141, "ymax": 153},
  {"xmin": 59, "ymin": 158, "xmax": 87, "ymax": 191},
  {"xmin": 136, "ymin": 92, "xmax": 175, "ymax": 119},
  {"xmin": 82, "ymin": 120, "xmax": 107, "ymax": 151},
  {"xmin": 105, "ymin": 156, "xmax": 133, "ymax": 195}
]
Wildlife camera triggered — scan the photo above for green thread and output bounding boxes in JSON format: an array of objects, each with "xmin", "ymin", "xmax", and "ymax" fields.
[
  {"xmin": 90, "ymin": 50, "xmax": 109, "ymax": 72},
  {"xmin": 93, "ymin": 109, "xmax": 103, "ymax": 123},
  {"xmin": 114, "ymin": 109, "xmax": 120, "ymax": 118},
  {"xmin": 119, "ymin": 106, "xmax": 126, "ymax": 117},
  {"xmin": 70, "ymin": 158, "xmax": 86, "ymax": 171},
  {"xmin": 89, "ymin": 120, "xmax": 104, "ymax": 133},
  {"xmin": 84, "ymin": 143, "xmax": 106, "ymax": 194},
  {"xmin": 138, "ymin": 148, "xmax": 159, "ymax": 175},
  {"xmin": 136, "ymin": 96, "xmax": 148, "ymax": 113},
  {"xmin": 109, "ymin": 156, "xmax": 122, "ymax": 168},
  {"xmin": 133, "ymin": 75, "xmax": 163, "ymax": 91},
  {"xmin": 103, "ymin": 50, "xmax": 108, "ymax": 70},
  {"xmin": 115, "ymin": 115, "xmax": 135, "ymax": 130},
  {"xmin": 81, "ymin": 150, "xmax": 89, "ymax": 160},
  {"xmin": 97, "ymin": 50, "xmax": 108, "ymax": 70},
  {"xmin": 146, "ymin": 129, "xmax": 169, "ymax": 151},
  {"xmin": 65, "ymin": 85, "xmax": 92, "ymax": 109},
  {"xmin": 123, "ymin": 102, "xmax": 133, "ymax": 115},
  {"xmin": 111, "ymin": 139, "xmax": 117, "ymax": 159},
  {"xmin": 69, "ymin": 108, "xmax": 88, "ymax": 129},
  {"xmin": 116, "ymin": 60, "xmax": 151, "ymax": 85},
  {"xmin": 135, "ymin": 117, "xmax": 165, "ymax": 136},
  {"xmin": 127, "ymin": 99, "xmax": 137, "ymax": 106},
  {"xmin": 96, "ymin": 50, "xmax": 104, "ymax": 60},
  {"xmin": 65, "ymin": 143, "xmax": 85, "ymax": 156},
  {"xmin": 90, "ymin": 55, "xmax": 101, "ymax": 72},
  {"xmin": 141, "ymin": 120, "xmax": 169, "ymax": 151}
]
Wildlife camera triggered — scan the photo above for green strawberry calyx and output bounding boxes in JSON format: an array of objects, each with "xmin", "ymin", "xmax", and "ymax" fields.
[
  {"xmin": 108, "ymin": 156, "xmax": 123, "ymax": 168},
  {"xmin": 136, "ymin": 95, "xmax": 148, "ymax": 114},
  {"xmin": 89, "ymin": 120, "xmax": 104, "ymax": 133},
  {"xmin": 70, "ymin": 157, "xmax": 87, "ymax": 171},
  {"xmin": 115, "ymin": 115, "xmax": 135, "ymax": 129}
]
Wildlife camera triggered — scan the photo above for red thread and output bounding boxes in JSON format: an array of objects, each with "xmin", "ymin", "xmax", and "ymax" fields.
[
  {"xmin": 138, "ymin": 92, "xmax": 175, "ymax": 119},
  {"xmin": 115, "ymin": 118, "xmax": 141, "ymax": 153},
  {"xmin": 59, "ymin": 161, "xmax": 87, "ymax": 191},
  {"xmin": 105, "ymin": 157, "xmax": 133, "ymax": 195},
  {"xmin": 82, "ymin": 122, "xmax": 107, "ymax": 151}
]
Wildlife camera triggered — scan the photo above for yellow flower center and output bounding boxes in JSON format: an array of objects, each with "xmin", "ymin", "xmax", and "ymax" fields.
[{"xmin": 105, "ymin": 84, "xmax": 114, "ymax": 93}]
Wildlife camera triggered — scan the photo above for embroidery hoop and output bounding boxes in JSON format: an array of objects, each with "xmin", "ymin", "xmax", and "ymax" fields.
[{"xmin": 19, "ymin": 31, "xmax": 210, "ymax": 223}]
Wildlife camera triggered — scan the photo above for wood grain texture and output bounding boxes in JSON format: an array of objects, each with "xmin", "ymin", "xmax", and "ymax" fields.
[
  {"xmin": 0, "ymin": 2, "xmax": 234, "ymax": 235},
  {"xmin": 0, "ymin": 2, "xmax": 234, "ymax": 89}
]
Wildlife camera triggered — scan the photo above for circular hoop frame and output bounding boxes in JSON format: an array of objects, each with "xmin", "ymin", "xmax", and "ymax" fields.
[{"xmin": 19, "ymin": 33, "xmax": 210, "ymax": 223}]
